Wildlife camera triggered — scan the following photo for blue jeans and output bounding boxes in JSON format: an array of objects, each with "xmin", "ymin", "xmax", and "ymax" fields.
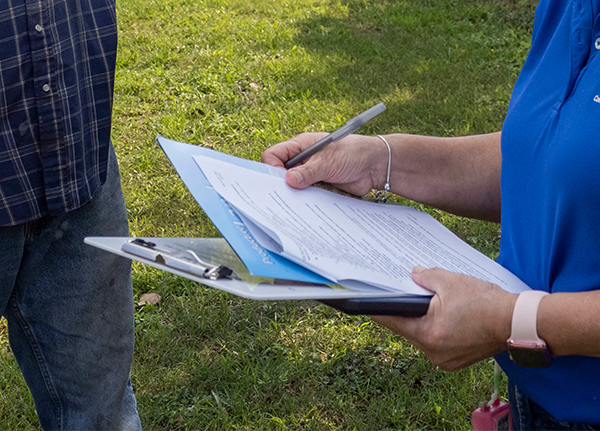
[
  {"xmin": 509, "ymin": 382, "xmax": 599, "ymax": 431},
  {"xmin": 0, "ymin": 146, "xmax": 141, "ymax": 430}
]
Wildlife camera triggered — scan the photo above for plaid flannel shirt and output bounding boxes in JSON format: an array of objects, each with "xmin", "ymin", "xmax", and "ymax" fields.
[{"xmin": 0, "ymin": 0, "xmax": 117, "ymax": 226}]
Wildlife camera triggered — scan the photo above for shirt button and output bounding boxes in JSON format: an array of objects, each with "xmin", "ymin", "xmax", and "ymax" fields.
[
  {"xmin": 42, "ymin": 84, "xmax": 50, "ymax": 92},
  {"xmin": 595, "ymin": 37, "xmax": 600, "ymax": 50},
  {"xmin": 35, "ymin": 24, "xmax": 43, "ymax": 32}
]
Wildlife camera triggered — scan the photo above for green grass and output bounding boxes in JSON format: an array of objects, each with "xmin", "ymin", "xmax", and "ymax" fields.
[{"xmin": 0, "ymin": 0, "xmax": 537, "ymax": 428}]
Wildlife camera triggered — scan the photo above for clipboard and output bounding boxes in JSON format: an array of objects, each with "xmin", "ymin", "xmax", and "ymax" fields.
[
  {"xmin": 320, "ymin": 296, "xmax": 431, "ymax": 317},
  {"xmin": 87, "ymin": 136, "xmax": 532, "ymax": 316},
  {"xmin": 85, "ymin": 236, "xmax": 431, "ymax": 316},
  {"xmin": 121, "ymin": 238, "xmax": 235, "ymax": 281}
]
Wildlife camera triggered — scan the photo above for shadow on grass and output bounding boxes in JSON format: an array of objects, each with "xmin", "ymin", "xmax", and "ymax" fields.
[{"xmin": 251, "ymin": 0, "xmax": 536, "ymax": 135}]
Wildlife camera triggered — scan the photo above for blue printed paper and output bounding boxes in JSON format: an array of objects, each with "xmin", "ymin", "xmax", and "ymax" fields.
[{"xmin": 157, "ymin": 135, "xmax": 331, "ymax": 284}]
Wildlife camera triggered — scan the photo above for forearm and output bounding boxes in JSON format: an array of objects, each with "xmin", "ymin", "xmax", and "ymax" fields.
[
  {"xmin": 536, "ymin": 290, "xmax": 600, "ymax": 357},
  {"xmin": 374, "ymin": 132, "xmax": 502, "ymax": 222},
  {"xmin": 263, "ymin": 130, "xmax": 503, "ymax": 221}
]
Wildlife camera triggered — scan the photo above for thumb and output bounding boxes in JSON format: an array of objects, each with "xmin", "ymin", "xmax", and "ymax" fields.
[
  {"xmin": 286, "ymin": 163, "xmax": 323, "ymax": 189},
  {"xmin": 411, "ymin": 266, "xmax": 446, "ymax": 295}
]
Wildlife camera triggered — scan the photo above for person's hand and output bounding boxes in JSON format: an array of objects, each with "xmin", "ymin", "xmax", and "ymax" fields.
[
  {"xmin": 372, "ymin": 266, "xmax": 518, "ymax": 372},
  {"xmin": 261, "ymin": 133, "xmax": 387, "ymax": 196}
]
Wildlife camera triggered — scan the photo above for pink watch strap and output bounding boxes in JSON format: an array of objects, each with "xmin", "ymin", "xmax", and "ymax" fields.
[{"xmin": 510, "ymin": 290, "xmax": 549, "ymax": 342}]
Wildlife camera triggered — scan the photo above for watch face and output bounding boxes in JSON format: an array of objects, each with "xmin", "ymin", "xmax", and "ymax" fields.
[{"xmin": 507, "ymin": 341, "xmax": 553, "ymax": 368}]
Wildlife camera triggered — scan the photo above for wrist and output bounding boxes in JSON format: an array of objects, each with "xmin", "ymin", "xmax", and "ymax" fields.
[
  {"xmin": 373, "ymin": 135, "xmax": 392, "ymax": 202},
  {"xmin": 368, "ymin": 134, "xmax": 393, "ymax": 191},
  {"xmin": 506, "ymin": 290, "xmax": 553, "ymax": 368},
  {"xmin": 492, "ymin": 292, "xmax": 519, "ymax": 351}
]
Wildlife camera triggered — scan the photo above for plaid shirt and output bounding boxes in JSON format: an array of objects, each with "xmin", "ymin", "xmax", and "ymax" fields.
[{"xmin": 0, "ymin": 0, "xmax": 117, "ymax": 226}]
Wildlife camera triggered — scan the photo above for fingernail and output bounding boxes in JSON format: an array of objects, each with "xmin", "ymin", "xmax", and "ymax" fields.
[
  {"xmin": 291, "ymin": 169, "xmax": 303, "ymax": 185},
  {"xmin": 412, "ymin": 265, "xmax": 426, "ymax": 275}
]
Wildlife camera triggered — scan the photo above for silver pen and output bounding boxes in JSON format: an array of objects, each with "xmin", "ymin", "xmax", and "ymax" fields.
[{"xmin": 283, "ymin": 102, "xmax": 386, "ymax": 169}]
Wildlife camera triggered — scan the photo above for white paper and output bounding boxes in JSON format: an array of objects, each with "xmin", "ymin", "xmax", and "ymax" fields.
[
  {"xmin": 86, "ymin": 237, "xmax": 412, "ymax": 300},
  {"xmin": 194, "ymin": 155, "xmax": 530, "ymax": 296}
]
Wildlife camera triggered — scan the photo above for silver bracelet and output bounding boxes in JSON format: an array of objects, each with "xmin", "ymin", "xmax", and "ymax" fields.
[{"xmin": 374, "ymin": 135, "xmax": 391, "ymax": 203}]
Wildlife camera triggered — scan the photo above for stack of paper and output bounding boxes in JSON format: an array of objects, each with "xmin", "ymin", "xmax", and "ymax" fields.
[{"xmin": 155, "ymin": 136, "xmax": 530, "ymax": 298}]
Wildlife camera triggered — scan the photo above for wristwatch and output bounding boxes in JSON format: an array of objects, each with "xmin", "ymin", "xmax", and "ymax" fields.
[{"xmin": 506, "ymin": 290, "xmax": 553, "ymax": 368}]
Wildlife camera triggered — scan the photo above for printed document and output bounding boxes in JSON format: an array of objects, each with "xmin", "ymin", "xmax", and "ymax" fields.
[{"xmin": 193, "ymin": 155, "xmax": 530, "ymax": 296}]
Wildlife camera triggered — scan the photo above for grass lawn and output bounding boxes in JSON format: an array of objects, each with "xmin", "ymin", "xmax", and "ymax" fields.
[{"xmin": 0, "ymin": 0, "xmax": 537, "ymax": 429}]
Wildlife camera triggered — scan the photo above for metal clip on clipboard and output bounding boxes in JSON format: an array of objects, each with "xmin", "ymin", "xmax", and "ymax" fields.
[{"xmin": 121, "ymin": 238, "xmax": 235, "ymax": 280}]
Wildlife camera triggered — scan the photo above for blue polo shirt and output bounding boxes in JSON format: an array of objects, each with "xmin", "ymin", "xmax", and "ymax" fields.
[{"xmin": 497, "ymin": 0, "xmax": 600, "ymax": 423}]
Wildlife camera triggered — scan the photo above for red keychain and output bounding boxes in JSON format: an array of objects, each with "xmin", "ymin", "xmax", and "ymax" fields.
[{"xmin": 472, "ymin": 362, "xmax": 512, "ymax": 431}]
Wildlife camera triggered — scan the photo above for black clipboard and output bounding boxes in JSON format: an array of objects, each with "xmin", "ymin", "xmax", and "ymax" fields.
[{"xmin": 320, "ymin": 295, "xmax": 431, "ymax": 317}]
